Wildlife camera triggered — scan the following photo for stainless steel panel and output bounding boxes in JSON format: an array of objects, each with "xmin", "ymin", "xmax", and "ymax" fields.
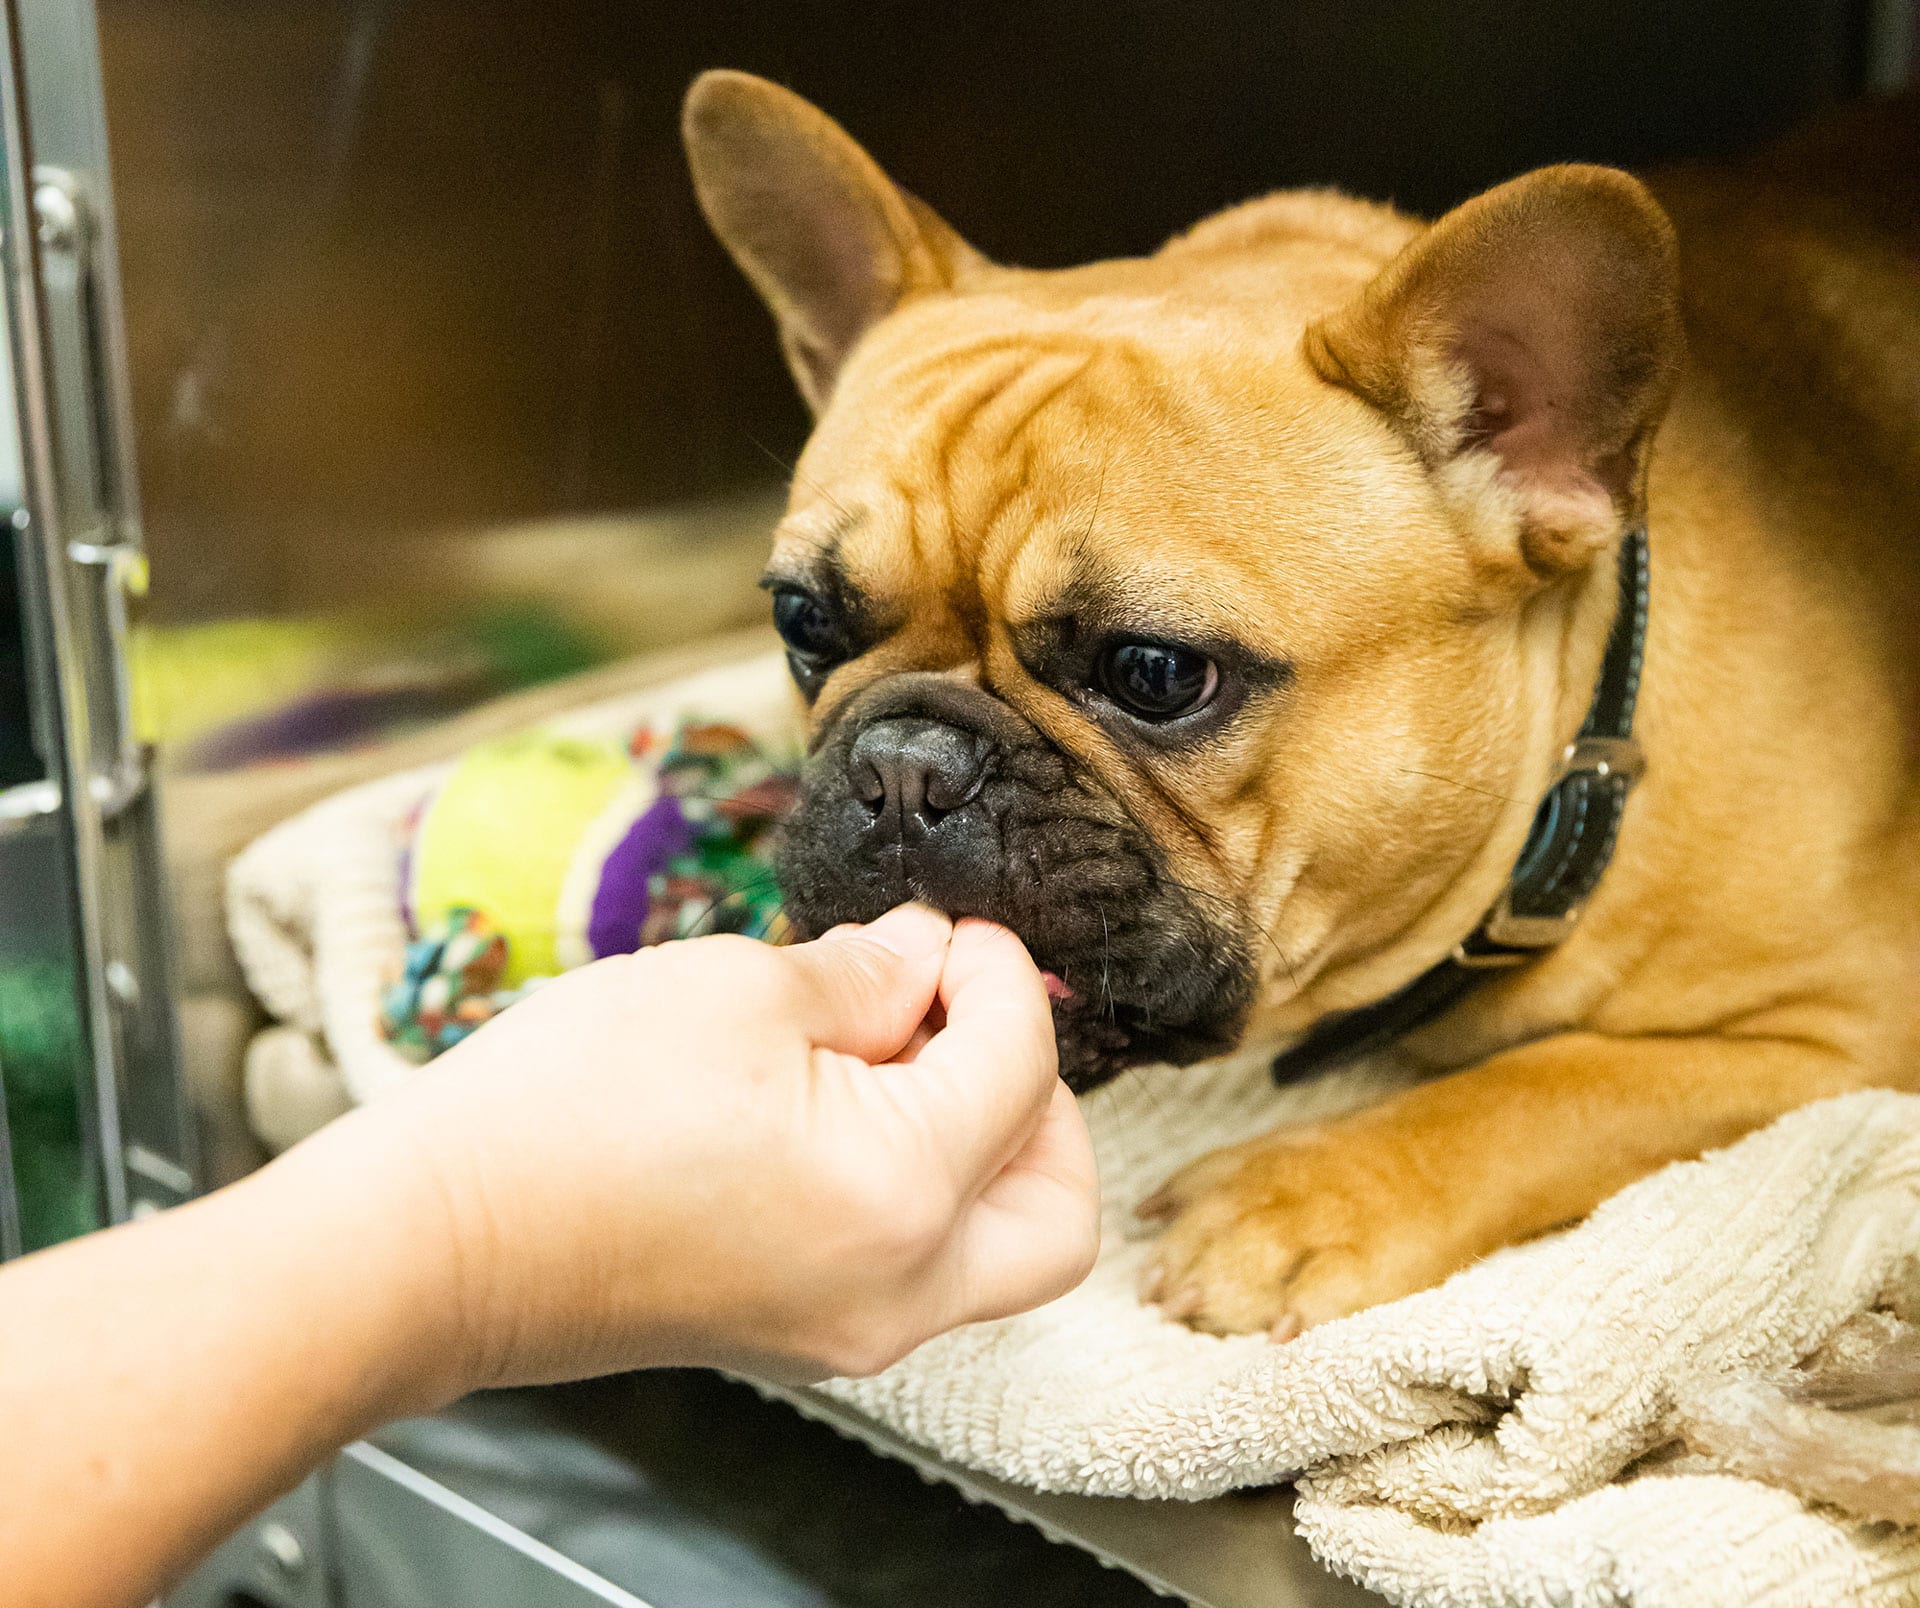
[
  {"xmin": 1, "ymin": 0, "xmax": 192, "ymax": 1233},
  {"xmin": 334, "ymin": 1442, "xmax": 653, "ymax": 1608},
  {"xmin": 2, "ymin": 476, "xmax": 103, "ymax": 1252},
  {"xmin": 162, "ymin": 1474, "xmax": 334, "ymax": 1608},
  {"xmin": 763, "ymin": 1385, "xmax": 1379, "ymax": 1608},
  {"xmin": 377, "ymin": 1376, "xmax": 1374, "ymax": 1607}
]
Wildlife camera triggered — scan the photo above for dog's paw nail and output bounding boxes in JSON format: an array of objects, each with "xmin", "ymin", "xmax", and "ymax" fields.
[
  {"xmin": 1268, "ymin": 1312, "xmax": 1304, "ymax": 1344},
  {"xmin": 1139, "ymin": 1263, "xmax": 1165, "ymax": 1300}
]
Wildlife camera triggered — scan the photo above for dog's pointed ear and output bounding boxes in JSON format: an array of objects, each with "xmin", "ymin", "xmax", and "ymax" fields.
[
  {"xmin": 1306, "ymin": 166, "xmax": 1682, "ymax": 577},
  {"xmin": 683, "ymin": 71, "xmax": 985, "ymax": 413}
]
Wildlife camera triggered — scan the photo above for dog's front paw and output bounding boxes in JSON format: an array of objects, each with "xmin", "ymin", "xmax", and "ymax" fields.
[{"xmin": 1137, "ymin": 1117, "xmax": 1474, "ymax": 1339}]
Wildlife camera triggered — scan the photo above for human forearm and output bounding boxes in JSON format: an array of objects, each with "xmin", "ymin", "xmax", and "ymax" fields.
[
  {"xmin": 0, "ymin": 1111, "xmax": 459, "ymax": 1608},
  {"xmin": 0, "ymin": 911, "xmax": 1095, "ymax": 1608}
]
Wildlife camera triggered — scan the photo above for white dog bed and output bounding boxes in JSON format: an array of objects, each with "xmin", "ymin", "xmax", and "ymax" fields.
[{"xmin": 226, "ymin": 647, "xmax": 1920, "ymax": 1608}]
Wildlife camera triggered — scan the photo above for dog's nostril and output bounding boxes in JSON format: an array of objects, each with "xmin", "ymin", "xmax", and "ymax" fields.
[
  {"xmin": 850, "ymin": 754, "xmax": 887, "ymax": 813},
  {"xmin": 847, "ymin": 717, "xmax": 989, "ymax": 828},
  {"xmin": 923, "ymin": 768, "xmax": 980, "ymax": 814}
]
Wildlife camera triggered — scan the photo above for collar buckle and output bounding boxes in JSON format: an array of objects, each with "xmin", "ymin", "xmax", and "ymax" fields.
[
  {"xmin": 1454, "ymin": 900, "xmax": 1580, "ymax": 963},
  {"xmin": 1558, "ymin": 735, "xmax": 1646, "ymax": 787},
  {"xmin": 1450, "ymin": 732, "xmax": 1647, "ymax": 966}
]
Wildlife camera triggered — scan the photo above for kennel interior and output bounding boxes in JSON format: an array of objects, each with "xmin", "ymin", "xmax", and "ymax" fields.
[{"xmin": 0, "ymin": 1, "xmax": 1913, "ymax": 1603}]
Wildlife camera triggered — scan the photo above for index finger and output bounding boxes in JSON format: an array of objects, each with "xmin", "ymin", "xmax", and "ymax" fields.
[{"xmin": 898, "ymin": 918, "xmax": 1061, "ymax": 1190}]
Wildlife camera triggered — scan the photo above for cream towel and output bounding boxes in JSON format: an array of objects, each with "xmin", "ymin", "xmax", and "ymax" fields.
[
  {"xmin": 225, "ymin": 647, "xmax": 1920, "ymax": 1607},
  {"xmin": 824, "ymin": 1054, "xmax": 1920, "ymax": 1606}
]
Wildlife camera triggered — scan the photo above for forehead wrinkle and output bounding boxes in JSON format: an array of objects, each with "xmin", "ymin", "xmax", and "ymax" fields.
[
  {"xmin": 883, "ymin": 338, "xmax": 1082, "ymax": 507},
  {"xmin": 996, "ymin": 527, "xmax": 1079, "ymax": 630},
  {"xmin": 881, "ymin": 466, "xmax": 930, "ymax": 592},
  {"xmin": 880, "ymin": 329, "xmax": 1101, "ymax": 416},
  {"xmin": 972, "ymin": 350, "xmax": 1310, "ymax": 658},
  {"xmin": 981, "ymin": 339, "xmax": 1218, "ymax": 592},
  {"xmin": 861, "ymin": 342, "xmax": 1099, "ymax": 658},
  {"xmin": 931, "ymin": 350, "xmax": 1092, "ymax": 541},
  {"xmin": 970, "ymin": 367, "xmax": 1153, "ymax": 624}
]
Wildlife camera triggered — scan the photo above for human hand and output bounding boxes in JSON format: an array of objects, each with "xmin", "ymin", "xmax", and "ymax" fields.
[
  {"xmin": 314, "ymin": 905, "xmax": 1098, "ymax": 1395},
  {"xmin": 0, "ymin": 907, "xmax": 1094, "ymax": 1608}
]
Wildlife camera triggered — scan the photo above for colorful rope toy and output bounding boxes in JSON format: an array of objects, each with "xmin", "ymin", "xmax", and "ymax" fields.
[
  {"xmin": 380, "ymin": 718, "xmax": 797, "ymax": 1063},
  {"xmin": 380, "ymin": 907, "xmax": 531, "ymax": 1060}
]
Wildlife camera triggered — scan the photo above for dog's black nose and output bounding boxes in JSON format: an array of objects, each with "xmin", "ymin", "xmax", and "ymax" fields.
[{"xmin": 848, "ymin": 717, "xmax": 989, "ymax": 833}]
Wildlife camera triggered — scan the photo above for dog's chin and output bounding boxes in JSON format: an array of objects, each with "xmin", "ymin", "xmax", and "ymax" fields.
[
  {"xmin": 778, "ymin": 872, "xmax": 1256, "ymax": 1094},
  {"xmin": 1048, "ymin": 990, "xmax": 1241, "ymax": 1093},
  {"xmin": 782, "ymin": 880, "xmax": 1252, "ymax": 1091},
  {"xmin": 781, "ymin": 879, "xmax": 1250, "ymax": 1093}
]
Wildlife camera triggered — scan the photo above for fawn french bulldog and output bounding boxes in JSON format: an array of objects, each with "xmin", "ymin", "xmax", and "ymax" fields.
[{"xmin": 683, "ymin": 72, "xmax": 1920, "ymax": 1338}]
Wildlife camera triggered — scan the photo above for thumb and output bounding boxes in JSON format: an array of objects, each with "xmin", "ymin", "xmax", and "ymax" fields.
[
  {"xmin": 778, "ymin": 903, "xmax": 953, "ymax": 1063},
  {"xmin": 892, "ymin": 918, "xmax": 1060, "ymax": 1184}
]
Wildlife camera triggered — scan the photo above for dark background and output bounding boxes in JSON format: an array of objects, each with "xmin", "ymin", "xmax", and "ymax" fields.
[{"xmin": 95, "ymin": 0, "xmax": 1899, "ymax": 618}]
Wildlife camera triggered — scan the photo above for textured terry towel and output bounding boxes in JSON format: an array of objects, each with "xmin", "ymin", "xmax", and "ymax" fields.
[{"xmin": 225, "ymin": 647, "xmax": 1920, "ymax": 1607}]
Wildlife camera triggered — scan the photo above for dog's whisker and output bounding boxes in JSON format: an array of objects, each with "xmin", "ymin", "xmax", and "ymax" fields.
[
  {"xmin": 1098, "ymin": 904, "xmax": 1116, "ymax": 1022},
  {"xmin": 745, "ymin": 431, "xmax": 861, "ymax": 531},
  {"xmin": 684, "ymin": 888, "xmax": 753, "ymax": 938},
  {"xmin": 1072, "ymin": 457, "xmax": 1109, "ymax": 558},
  {"xmin": 1153, "ymin": 873, "xmax": 1304, "ymax": 994},
  {"xmin": 713, "ymin": 866, "xmax": 784, "ymax": 897},
  {"xmin": 1095, "ymin": 1081, "xmax": 1143, "ymax": 1185},
  {"xmin": 1397, "ymin": 767, "xmax": 1525, "ymax": 808}
]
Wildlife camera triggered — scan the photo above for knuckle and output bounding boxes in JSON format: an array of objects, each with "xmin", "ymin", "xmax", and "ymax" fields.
[
  {"xmin": 696, "ymin": 932, "xmax": 783, "ymax": 975},
  {"xmin": 811, "ymin": 935, "xmax": 900, "ymax": 999},
  {"xmin": 812, "ymin": 1152, "xmax": 954, "ymax": 1272},
  {"xmin": 1067, "ymin": 1211, "xmax": 1103, "ymax": 1284},
  {"xmin": 818, "ymin": 1320, "xmax": 917, "ymax": 1380},
  {"xmin": 682, "ymin": 935, "xmax": 796, "ymax": 1008},
  {"xmin": 856, "ymin": 1172, "xmax": 952, "ymax": 1263},
  {"xmin": 884, "ymin": 1193, "xmax": 956, "ymax": 1264}
]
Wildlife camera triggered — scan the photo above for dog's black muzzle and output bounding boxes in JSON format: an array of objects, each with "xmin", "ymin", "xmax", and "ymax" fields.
[{"xmin": 776, "ymin": 673, "xmax": 1253, "ymax": 1088}]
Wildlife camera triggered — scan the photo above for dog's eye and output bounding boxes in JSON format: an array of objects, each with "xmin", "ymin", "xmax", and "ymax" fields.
[
  {"xmin": 1096, "ymin": 639, "xmax": 1219, "ymax": 721},
  {"xmin": 771, "ymin": 587, "xmax": 842, "ymax": 664}
]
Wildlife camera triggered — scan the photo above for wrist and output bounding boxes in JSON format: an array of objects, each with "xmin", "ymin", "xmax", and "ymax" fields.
[{"xmin": 237, "ymin": 1107, "xmax": 477, "ymax": 1423}]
